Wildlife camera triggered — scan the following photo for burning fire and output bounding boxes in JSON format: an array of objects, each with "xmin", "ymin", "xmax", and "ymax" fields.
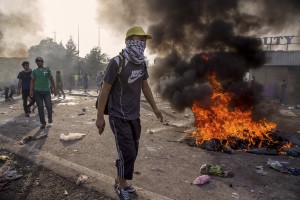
[{"xmin": 191, "ymin": 73, "xmax": 277, "ymax": 147}]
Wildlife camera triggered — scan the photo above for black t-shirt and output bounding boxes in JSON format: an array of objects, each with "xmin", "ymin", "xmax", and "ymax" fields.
[
  {"xmin": 17, "ymin": 70, "xmax": 32, "ymax": 90},
  {"xmin": 104, "ymin": 56, "xmax": 148, "ymax": 120}
]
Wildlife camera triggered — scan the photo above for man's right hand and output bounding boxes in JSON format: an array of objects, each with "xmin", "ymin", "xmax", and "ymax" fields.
[
  {"xmin": 17, "ymin": 89, "xmax": 21, "ymax": 96},
  {"xmin": 96, "ymin": 115, "xmax": 106, "ymax": 135},
  {"xmin": 30, "ymin": 91, "xmax": 34, "ymax": 97}
]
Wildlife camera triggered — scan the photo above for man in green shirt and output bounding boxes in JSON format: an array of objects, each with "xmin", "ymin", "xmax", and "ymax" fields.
[{"xmin": 30, "ymin": 57, "xmax": 56, "ymax": 129}]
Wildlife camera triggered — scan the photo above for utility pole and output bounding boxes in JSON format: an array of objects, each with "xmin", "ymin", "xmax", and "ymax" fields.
[
  {"xmin": 53, "ymin": 31, "xmax": 56, "ymax": 43},
  {"xmin": 77, "ymin": 25, "xmax": 80, "ymax": 57},
  {"xmin": 98, "ymin": 27, "xmax": 101, "ymax": 50}
]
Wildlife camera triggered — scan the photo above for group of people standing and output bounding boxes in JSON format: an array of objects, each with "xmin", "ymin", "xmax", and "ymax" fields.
[
  {"xmin": 16, "ymin": 57, "xmax": 65, "ymax": 129},
  {"xmin": 17, "ymin": 57, "xmax": 56, "ymax": 129},
  {"xmin": 69, "ymin": 73, "xmax": 89, "ymax": 92},
  {"xmin": 15, "ymin": 56, "xmax": 95, "ymax": 130}
]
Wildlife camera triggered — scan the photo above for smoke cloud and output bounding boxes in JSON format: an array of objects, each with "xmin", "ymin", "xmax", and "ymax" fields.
[
  {"xmin": 96, "ymin": 0, "xmax": 300, "ymax": 111},
  {"xmin": 0, "ymin": 0, "xmax": 43, "ymax": 58}
]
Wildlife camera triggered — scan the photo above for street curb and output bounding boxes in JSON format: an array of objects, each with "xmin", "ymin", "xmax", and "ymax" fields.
[{"xmin": 0, "ymin": 134, "xmax": 172, "ymax": 200}]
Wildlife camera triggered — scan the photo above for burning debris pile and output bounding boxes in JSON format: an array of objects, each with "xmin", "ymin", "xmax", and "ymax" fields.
[
  {"xmin": 192, "ymin": 73, "xmax": 276, "ymax": 145},
  {"xmin": 188, "ymin": 73, "xmax": 300, "ymax": 156}
]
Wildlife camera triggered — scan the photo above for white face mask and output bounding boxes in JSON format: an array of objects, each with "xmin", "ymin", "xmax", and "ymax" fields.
[
  {"xmin": 124, "ymin": 40, "xmax": 146, "ymax": 64},
  {"xmin": 126, "ymin": 40, "xmax": 146, "ymax": 54}
]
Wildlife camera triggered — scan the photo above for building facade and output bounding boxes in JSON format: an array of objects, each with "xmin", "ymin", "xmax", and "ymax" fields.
[{"xmin": 251, "ymin": 51, "xmax": 300, "ymax": 104}]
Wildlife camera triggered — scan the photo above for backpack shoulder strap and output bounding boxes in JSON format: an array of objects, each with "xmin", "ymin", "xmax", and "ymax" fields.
[
  {"xmin": 117, "ymin": 54, "xmax": 125, "ymax": 75},
  {"xmin": 112, "ymin": 53, "xmax": 126, "ymax": 76}
]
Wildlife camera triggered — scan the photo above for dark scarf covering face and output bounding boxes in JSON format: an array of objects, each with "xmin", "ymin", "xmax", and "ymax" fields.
[{"xmin": 123, "ymin": 40, "xmax": 146, "ymax": 64}]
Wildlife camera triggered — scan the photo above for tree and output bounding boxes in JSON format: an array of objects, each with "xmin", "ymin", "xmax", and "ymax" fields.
[
  {"xmin": 28, "ymin": 37, "xmax": 81, "ymax": 86},
  {"xmin": 65, "ymin": 36, "xmax": 78, "ymax": 58},
  {"xmin": 28, "ymin": 38, "xmax": 67, "ymax": 71},
  {"xmin": 85, "ymin": 47, "xmax": 108, "ymax": 76},
  {"xmin": 65, "ymin": 37, "xmax": 79, "ymax": 74}
]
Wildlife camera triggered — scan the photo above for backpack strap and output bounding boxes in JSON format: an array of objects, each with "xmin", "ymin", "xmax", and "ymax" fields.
[
  {"xmin": 112, "ymin": 52, "xmax": 126, "ymax": 76},
  {"xmin": 117, "ymin": 54, "xmax": 125, "ymax": 75}
]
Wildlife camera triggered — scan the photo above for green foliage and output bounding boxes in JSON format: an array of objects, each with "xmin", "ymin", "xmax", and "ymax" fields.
[
  {"xmin": 28, "ymin": 38, "xmax": 110, "ymax": 80},
  {"xmin": 28, "ymin": 38, "xmax": 66, "ymax": 70},
  {"xmin": 28, "ymin": 38, "xmax": 79, "ymax": 75},
  {"xmin": 84, "ymin": 47, "xmax": 109, "ymax": 76},
  {"xmin": 65, "ymin": 37, "xmax": 78, "ymax": 58}
]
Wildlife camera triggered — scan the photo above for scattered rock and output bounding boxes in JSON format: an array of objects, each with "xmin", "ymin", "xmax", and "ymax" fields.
[
  {"xmin": 256, "ymin": 168, "xmax": 268, "ymax": 176},
  {"xmin": 76, "ymin": 174, "xmax": 89, "ymax": 185},
  {"xmin": 146, "ymin": 129, "xmax": 154, "ymax": 134},
  {"xmin": 133, "ymin": 171, "xmax": 141, "ymax": 175},
  {"xmin": 232, "ymin": 192, "xmax": 240, "ymax": 199},
  {"xmin": 0, "ymin": 155, "xmax": 10, "ymax": 161}
]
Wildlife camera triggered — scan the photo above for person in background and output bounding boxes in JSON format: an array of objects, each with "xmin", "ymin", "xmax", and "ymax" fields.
[
  {"xmin": 96, "ymin": 71, "xmax": 104, "ymax": 93},
  {"xmin": 55, "ymin": 70, "xmax": 65, "ymax": 99},
  {"xmin": 17, "ymin": 61, "xmax": 36, "ymax": 117},
  {"xmin": 30, "ymin": 57, "xmax": 56, "ymax": 129},
  {"xmin": 74, "ymin": 74, "xmax": 79, "ymax": 88},
  {"xmin": 83, "ymin": 73, "xmax": 89, "ymax": 93},
  {"xmin": 68, "ymin": 73, "xmax": 73, "ymax": 93},
  {"xmin": 279, "ymin": 79, "xmax": 287, "ymax": 104},
  {"xmin": 4, "ymin": 77, "xmax": 17, "ymax": 101},
  {"xmin": 80, "ymin": 74, "xmax": 84, "ymax": 87},
  {"xmin": 9, "ymin": 79, "xmax": 17, "ymax": 100},
  {"xmin": 4, "ymin": 86, "xmax": 10, "ymax": 101},
  {"xmin": 95, "ymin": 26, "xmax": 163, "ymax": 200}
]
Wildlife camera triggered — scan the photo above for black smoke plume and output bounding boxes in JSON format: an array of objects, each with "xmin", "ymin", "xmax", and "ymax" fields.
[{"xmin": 96, "ymin": 0, "xmax": 300, "ymax": 111}]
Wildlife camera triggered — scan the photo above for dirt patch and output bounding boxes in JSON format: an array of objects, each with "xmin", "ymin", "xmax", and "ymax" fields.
[{"xmin": 0, "ymin": 148, "xmax": 114, "ymax": 200}]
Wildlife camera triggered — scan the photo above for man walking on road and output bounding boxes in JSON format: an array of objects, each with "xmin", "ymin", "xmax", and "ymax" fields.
[
  {"xmin": 30, "ymin": 57, "xmax": 56, "ymax": 129},
  {"xmin": 17, "ymin": 61, "xmax": 36, "ymax": 117},
  {"xmin": 96, "ymin": 26, "xmax": 163, "ymax": 200}
]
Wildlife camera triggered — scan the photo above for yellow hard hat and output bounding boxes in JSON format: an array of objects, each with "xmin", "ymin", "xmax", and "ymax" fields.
[{"xmin": 126, "ymin": 26, "xmax": 152, "ymax": 39}]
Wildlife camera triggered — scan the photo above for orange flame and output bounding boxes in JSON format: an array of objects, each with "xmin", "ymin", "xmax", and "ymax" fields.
[
  {"xmin": 191, "ymin": 73, "xmax": 277, "ymax": 146},
  {"xmin": 279, "ymin": 141, "xmax": 293, "ymax": 151}
]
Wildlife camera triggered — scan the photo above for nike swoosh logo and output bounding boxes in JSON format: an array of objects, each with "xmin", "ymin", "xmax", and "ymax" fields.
[{"xmin": 128, "ymin": 74, "xmax": 144, "ymax": 83}]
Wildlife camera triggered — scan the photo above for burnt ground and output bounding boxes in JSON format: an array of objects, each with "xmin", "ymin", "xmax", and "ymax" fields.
[
  {"xmin": 0, "ymin": 90, "xmax": 300, "ymax": 200},
  {"xmin": 0, "ymin": 149, "xmax": 113, "ymax": 200}
]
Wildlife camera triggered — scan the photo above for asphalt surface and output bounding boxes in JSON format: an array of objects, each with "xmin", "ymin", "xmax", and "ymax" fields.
[{"xmin": 0, "ymin": 90, "xmax": 300, "ymax": 200}]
